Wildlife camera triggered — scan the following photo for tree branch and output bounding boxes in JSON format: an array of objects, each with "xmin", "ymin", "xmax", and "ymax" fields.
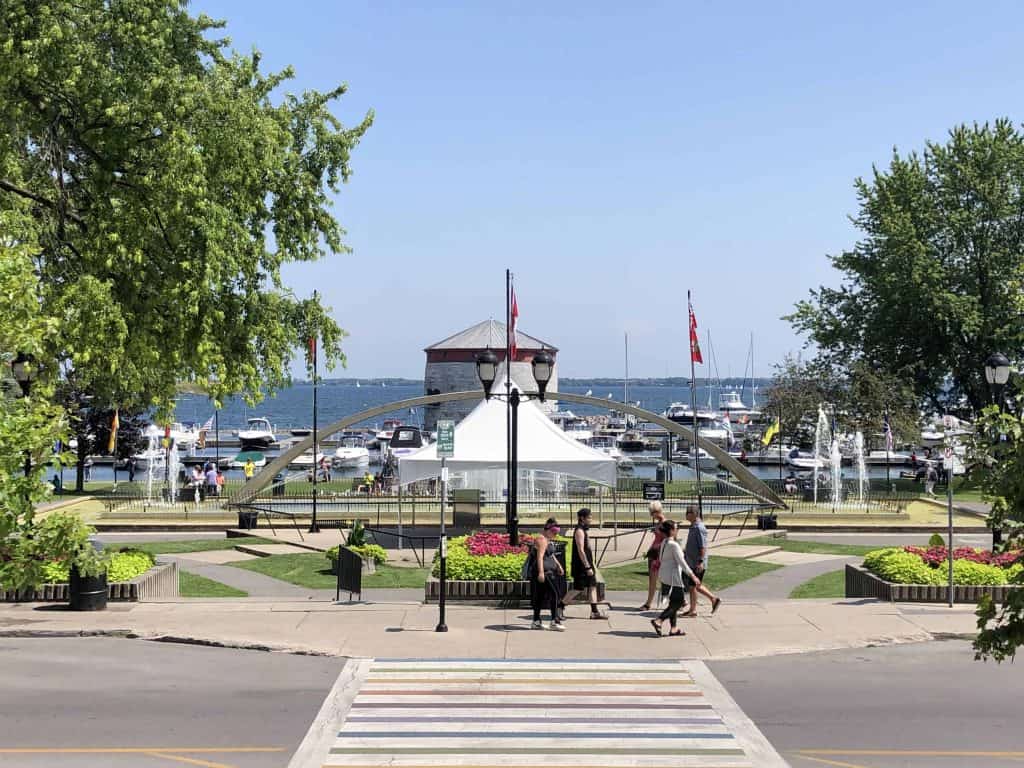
[{"xmin": 0, "ymin": 179, "xmax": 86, "ymax": 228}]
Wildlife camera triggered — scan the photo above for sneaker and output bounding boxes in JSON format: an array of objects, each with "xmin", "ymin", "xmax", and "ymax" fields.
[
  {"xmin": 550, "ymin": 621, "xmax": 567, "ymax": 632},
  {"xmin": 531, "ymin": 620, "xmax": 545, "ymax": 630}
]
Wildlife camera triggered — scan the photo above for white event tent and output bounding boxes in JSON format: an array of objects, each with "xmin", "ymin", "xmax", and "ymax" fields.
[{"xmin": 398, "ymin": 387, "xmax": 616, "ymax": 498}]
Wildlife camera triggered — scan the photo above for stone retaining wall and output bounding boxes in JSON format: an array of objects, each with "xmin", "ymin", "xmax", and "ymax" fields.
[
  {"xmin": 845, "ymin": 563, "xmax": 1019, "ymax": 603},
  {"xmin": 425, "ymin": 578, "xmax": 605, "ymax": 605},
  {"xmin": 0, "ymin": 562, "xmax": 178, "ymax": 603}
]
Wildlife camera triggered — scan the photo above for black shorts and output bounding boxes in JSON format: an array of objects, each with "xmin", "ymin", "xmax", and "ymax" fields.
[{"xmin": 573, "ymin": 570, "xmax": 597, "ymax": 590}]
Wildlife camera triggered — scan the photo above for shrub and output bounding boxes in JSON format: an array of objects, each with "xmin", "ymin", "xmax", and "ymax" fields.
[
  {"xmin": 863, "ymin": 548, "xmax": 902, "ymax": 572},
  {"xmin": 325, "ymin": 544, "xmax": 387, "ymax": 567},
  {"xmin": 952, "ymin": 560, "xmax": 1007, "ymax": 586},
  {"xmin": 431, "ymin": 534, "xmax": 571, "ymax": 581},
  {"xmin": 868, "ymin": 550, "xmax": 945, "ymax": 585},
  {"xmin": 1006, "ymin": 563, "xmax": 1024, "ymax": 583},
  {"xmin": 38, "ymin": 551, "xmax": 155, "ymax": 584},
  {"xmin": 928, "ymin": 533, "xmax": 946, "ymax": 547}
]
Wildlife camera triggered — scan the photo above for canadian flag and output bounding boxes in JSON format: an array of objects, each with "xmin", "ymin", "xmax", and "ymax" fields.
[{"xmin": 509, "ymin": 287, "xmax": 519, "ymax": 361}]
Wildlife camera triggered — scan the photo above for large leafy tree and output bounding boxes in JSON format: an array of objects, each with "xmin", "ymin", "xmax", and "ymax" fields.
[
  {"xmin": 789, "ymin": 120, "xmax": 1024, "ymax": 416},
  {"xmin": 0, "ymin": 0, "xmax": 371, "ymax": 415}
]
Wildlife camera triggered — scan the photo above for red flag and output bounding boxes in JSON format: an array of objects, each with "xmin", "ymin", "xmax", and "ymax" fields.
[
  {"xmin": 688, "ymin": 293, "xmax": 703, "ymax": 364},
  {"xmin": 509, "ymin": 287, "xmax": 519, "ymax": 360},
  {"xmin": 307, "ymin": 335, "xmax": 317, "ymax": 363}
]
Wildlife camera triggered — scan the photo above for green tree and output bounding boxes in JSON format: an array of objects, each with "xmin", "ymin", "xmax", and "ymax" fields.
[
  {"xmin": 789, "ymin": 120, "xmax": 1024, "ymax": 416},
  {"xmin": 763, "ymin": 355, "xmax": 842, "ymax": 447},
  {"xmin": 973, "ymin": 402, "xmax": 1024, "ymax": 662},
  {"xmin": 0, "ymin": 0, "xmax": 372, "ymax": 415}
]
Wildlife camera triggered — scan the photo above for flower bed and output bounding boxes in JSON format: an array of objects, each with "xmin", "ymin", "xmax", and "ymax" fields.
[
  {"xmin": 863, "ymin": 546, "xmax": 1023, "ymax": 586},
  {"xmin": 431, "ymin": 532, "xmax": 572, "ymax": 581},
  {"xmin": 325, "ymin": 544, "xmax": 387, "ymax": 568},
  {"xmin": 39, "ymin": 551, "xmax": 155, "ymax": 585}
]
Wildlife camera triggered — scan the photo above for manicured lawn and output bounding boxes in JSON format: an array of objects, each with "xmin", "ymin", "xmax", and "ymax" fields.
[
  {"xmin": 601, "ymin": 556, "xmax": 781, "ymax": 592},
  {"xmin": 230, "ymin": 553, "xmax": 429, "ymax": 589},
  {"xmin": 789, "ymin": 569, "xmax": 846, "ymax": 599},
  {"xmin": 179, "ymin": 570, "xmax": 248, "ymax": 597},
  {"xmin": 735, "ymin": 536, "xmax": 875, "ymax": 557},
  {"xmin": 103, "ymin": 536, "xmax": 273, "ymax": 556}
]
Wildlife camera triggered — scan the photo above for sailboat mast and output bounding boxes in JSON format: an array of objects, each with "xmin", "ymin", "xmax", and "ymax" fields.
[{"xmin": 624, "ymin": 332, "xmax": 629, "ymax": 407}]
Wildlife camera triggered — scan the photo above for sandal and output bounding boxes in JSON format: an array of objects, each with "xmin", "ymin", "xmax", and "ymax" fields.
[
  {"xmin": 650, "ymin": 619, "xmax": 663, "ymax": 637},
  {"xmin": 668, "ymin": 629, "xmax": 686, "ymax": 637},
  {"xmin": 711, "ymin": 597, "xmax": 722, "ymax": 614},
  {"xmin": 590, "ymin": 611, "xmax": 607, "ymax": 620},
  {"xmin": 639, "ymin": 603, "xmax": 651, "ymax": 611}
]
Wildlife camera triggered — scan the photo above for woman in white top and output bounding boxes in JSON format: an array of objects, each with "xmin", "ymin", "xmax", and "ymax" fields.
[{"xmin": 651, "ymin": 520, "xmax": 699, "ymax": 637}]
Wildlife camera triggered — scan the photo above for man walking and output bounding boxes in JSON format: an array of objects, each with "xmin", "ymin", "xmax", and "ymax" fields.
[
  {"xmin": 682, "ymin": 505, "xmax": 721, "ymax": 617},
  {"xmin": 567, "ymin": 508, "xmax": 605, "ymax": 619}
]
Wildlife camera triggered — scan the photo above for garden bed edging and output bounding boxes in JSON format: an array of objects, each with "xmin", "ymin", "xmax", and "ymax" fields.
[
  {"xmin": 845, "ymin": 563, "xmax": 1020, "ymax": 604},
  {"xmin": 1, "ymin": 561, "xmax": 179, "ymax": 603}
]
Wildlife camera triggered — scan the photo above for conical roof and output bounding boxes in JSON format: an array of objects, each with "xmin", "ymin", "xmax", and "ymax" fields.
[{"xmin": 424, "ymin": 319, "xmax": 557, "ymax": 352}]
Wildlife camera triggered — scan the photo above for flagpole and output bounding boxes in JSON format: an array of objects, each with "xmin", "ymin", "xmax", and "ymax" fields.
[
  {"xmin": 688, "ymin": 291, "xmax": 703, "ymax": 518},
  {"xmin": 885, "ymin": 408, "xmax": 891, "ymax": 490},
  {"xmin": 112, "ymin": 410, "xmax": 118, "ymax": 490},
  {"xmin": 778, "ymin": 405, "xmax": 784, "ymax": 485},
  {"xmin": 505, "ymin": 269, "xmax": 512, "ymax": 541},
  {"xmin": 309, "ymin": 290, "xmax": 320, "ymax": 534}
]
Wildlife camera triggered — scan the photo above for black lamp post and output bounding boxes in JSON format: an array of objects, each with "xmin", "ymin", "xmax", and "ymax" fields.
[
  {"xmin": 11, "ymin": 353, "xmax": 40, "ymax": 481},
  {"xmin": 984, "ymin": 352, "xmax": 1012, "ymax": 548},
  {"xmin": 476, "ymin": 348, "xmax": 553, "ymax": 546}
]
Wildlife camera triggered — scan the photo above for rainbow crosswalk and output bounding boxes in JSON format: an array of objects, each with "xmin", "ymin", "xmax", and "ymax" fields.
[{"xmin": 299, "ymin": 659, "xmax": 788, "ymax": 768}]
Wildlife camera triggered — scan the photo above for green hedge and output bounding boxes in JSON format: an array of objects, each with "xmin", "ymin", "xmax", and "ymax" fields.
[
  {"xmin": 39, "ymin": 551, "xmax": 155, "ymax": 584},
  {"xmin": 863, "ymin": 548, "xmax": 1016, "ymax": 586},
  {"xmin": 430, "ymin": 536, "xmax": 574, "ymax": 581}
]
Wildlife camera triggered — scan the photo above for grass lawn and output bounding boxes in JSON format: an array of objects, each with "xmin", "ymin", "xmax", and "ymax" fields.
[
  {"xmin": 601, "ymin": 556, "xmax": 781, "ymax": 592},
  {"xmin": 230, "ymin": 553, "xmax": 429, "ymax": 589},
  {"xmin": 735, "ymin": 536, "xmax": 875, "ymax": 557},
  {"xmin": 789, "ymin": 569, "xmax": 846, "ymax": 599},
  {"xmin": 103, "ymin": 536, "xmax": 273, "ymax": 556},
  {"xmin": 179, "ymin": 570, "xmax": 248, "ymax": 597}
]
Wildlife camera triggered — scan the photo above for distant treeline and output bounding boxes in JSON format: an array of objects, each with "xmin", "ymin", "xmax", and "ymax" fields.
[{"xmin": 303, "ymin": 377, "xmax": 773, "ymax": 387}]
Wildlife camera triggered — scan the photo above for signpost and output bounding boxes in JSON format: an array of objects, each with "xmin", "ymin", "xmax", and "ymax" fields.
[
  {"xmin": 436, "ymin": 420, "xmax": 454, "ymax": 632},
  {"xmin": 944, "ymin": 446, "xmax": 954, "ymax": 607}
]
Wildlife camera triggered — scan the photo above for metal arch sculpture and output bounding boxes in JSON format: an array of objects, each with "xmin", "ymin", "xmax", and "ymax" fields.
[{"xmin": 228, "ymin": 390, "xmax": 785, "ymax": 508}]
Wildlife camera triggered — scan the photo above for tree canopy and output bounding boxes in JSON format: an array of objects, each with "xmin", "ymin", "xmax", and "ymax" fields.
[
  {"xmin": 0, "ymin": 0, "xmax": 372, "ymax": 412},
  {"xmin": 789, "ymin": 120, "xmax": 1024, "ymax": 416}
]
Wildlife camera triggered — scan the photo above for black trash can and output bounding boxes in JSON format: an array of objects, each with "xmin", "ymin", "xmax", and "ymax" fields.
[
  {"xmin": 272, "ymin": 473, "xmax": 286, "ymax": 497},
  {"xmin": 237, "ymin": 510, "xmax": 258, "ymax": 530},
  {"xmin": 69, "ymin": 567, "xmax": 107, "ymax": 611}
]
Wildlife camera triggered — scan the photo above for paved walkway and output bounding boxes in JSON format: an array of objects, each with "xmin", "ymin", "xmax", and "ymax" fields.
[
  {"xmin": 720, "ymin": 557, "xmax": 858, "ymax": 601},
  {"xmin": 165, "ymin": 555, "xmax": 330, "ymax": 598},
  {"xmin": 0, "ymin": 598, "xmax": 977, "ymax": 661},
  {"xmin": 292, "ymin": 658, "xmax": 787, "ymax": 768}
]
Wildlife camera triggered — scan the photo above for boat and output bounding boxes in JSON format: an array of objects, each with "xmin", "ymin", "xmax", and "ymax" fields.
[
  {"xmin": 785, "ymin": 449, "xmax": 825, "ymax": 470},
  {"xmin": 333, "ymin": 436, "xmax": 370, "ymax": 468},
  {"xmin": 237, "ymin": 417, "xmax": 275, "ymax": 450},
  {"xmin": 672, "ymin": 447, "xmax": 719, "ymax": 472},
  {"xmin": 865, "ymin": 450, "xmax": 912, "ymax": 466},
  {"xmin": 550, "ymin": 411, "xmax": 593, "ymax": 443},
  {"xmin": 169, "ymin": 422, "xmax": 201, "ymax": 447},
  {"xmin": 229, "ymin": 451, "xmax": 266, "ymax": 469},
  {"xmin": 717, "ymin": 391, "xmax": 762, "ymax": 423},
  {"xmin": 375, "ymin": 418, "xmax": 403, "ymax": 446},
  {"xmin": 385, "ymin": 426, "xmax": 428, "ymax": 460},
  {"xmin": 290, "ymin": 450, "xmax": 326, "ymax": 469},
  {"xmin": 588, "ymin": 435, "xmax": 633, "ymax": 469},
  {"xmin": 290, "ymin": 427, "xmax": 312, "ymax": 437},
  {"xmin": 617, "ymin": 431, "xmax": 647, "ymax": 453}
]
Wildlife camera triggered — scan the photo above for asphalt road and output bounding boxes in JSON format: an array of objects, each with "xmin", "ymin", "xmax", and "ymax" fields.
[
  {"xmin": 0, "ymin": 637, "xmax": 345, "ymax": 768},
  {"xmin": 711, "ymin": 640, "xmax": 1024, "ymax": 768}
]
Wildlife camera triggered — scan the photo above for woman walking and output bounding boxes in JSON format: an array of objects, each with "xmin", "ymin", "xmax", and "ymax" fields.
[
  {"xmin": 651, "ymin": 519, "xmax": 699, "ymax": 637},
  {"xmin": 530, "ymin": 518, "xmax": 566, "ymax": 631},
  {"xmin": 640, "ymin": 501, "xmax": 667, "ymax": 610}
]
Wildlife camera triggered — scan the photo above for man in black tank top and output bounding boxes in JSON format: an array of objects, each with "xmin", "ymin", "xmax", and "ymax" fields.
[{"xmin": 568, "ymin": 508, "xmax": 605, "ymax": 619}]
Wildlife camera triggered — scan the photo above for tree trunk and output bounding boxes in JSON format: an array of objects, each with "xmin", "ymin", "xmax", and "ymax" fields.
[{"xmin": 75, "ymin": 429, "xmax": 88, "ymax": 492}]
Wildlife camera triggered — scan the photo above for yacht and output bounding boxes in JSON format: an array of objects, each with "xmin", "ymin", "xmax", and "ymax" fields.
[
  {"xmin": 374, "ymin": 418, "xmax": 403, "ymax": 446},
  {"xmin": 865, "ymin": 450, "xmax": 913, "ymax": 466},
  {"xmin": 588, "ymin": 435, "xmax": 633, "ymax": 469},
  {"xmin": 237, "ymin": 417, "xmax": 275, "ymax": 450},
  {"xmin": 785, "ymin": 449, "xmax": 825, "ymax": 470},
  {"xmin": 672, "ymin": 447, "xmax": 719, "ymax": 472},
  {"xmin": 617, "ymin": 431, "xmax": 648, "ymax": 453},
  {"xmin": 717, "ymin": 391, "xmax": 762, "ymax": 423},
  {"xmin": 550, "ymin": 411, "xmax": 593, "ymax": 443},
  {"xmin": 385, "ymin": 426, "xmax": 428, "ymax": 460},
  {"xmin": 333, "ymin": 436, "xmax": 370, "ymax": 468}
]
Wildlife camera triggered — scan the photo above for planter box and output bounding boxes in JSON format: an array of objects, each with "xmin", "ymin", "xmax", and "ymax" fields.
[
  {"xmin": 845, "ymin": 563, "xmax": 1021, "ymax": 604},
  {"xmin": 425, "ymin": 578, "xmax": 606, "ymax": 606},
  {"xmin": 1, "ymin": 562, "xmax": 179, "ymax": 603}
]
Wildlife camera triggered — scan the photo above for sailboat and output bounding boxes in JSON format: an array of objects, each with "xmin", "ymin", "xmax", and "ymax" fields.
[
  {"xmin": 719, "ymin": 334, "xmax": 763, "ymax": 424},
  {"xmin": 355, "ymin": 381, "xmax": 361, "ymax": 388}
]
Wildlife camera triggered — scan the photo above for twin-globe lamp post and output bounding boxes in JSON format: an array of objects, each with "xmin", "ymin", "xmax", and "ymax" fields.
[
  {"xmin": 11, "ymin": 352, "xmax": 40, "ymax": 480},
  {"xmin": 474, "ymin": 347, "xmax": 554, "ymax": 546},
  {"xmin": 984, "ymin": 352, "xmax": 1012, "ymax": 549}
]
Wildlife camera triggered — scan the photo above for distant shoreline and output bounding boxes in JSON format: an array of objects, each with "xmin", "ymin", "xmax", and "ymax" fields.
[{"xmin": 297, "ymin": 377, "xmax": 773, "ymax": 387}]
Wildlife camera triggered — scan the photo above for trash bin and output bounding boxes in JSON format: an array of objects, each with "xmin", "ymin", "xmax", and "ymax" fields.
[
  {"xmin": 237, "ymin": 510, "xmax": 258, "ymax": 530},
  {"xmin": 273, "ymin": 472, "xmax": 286, "ymax": 497}
]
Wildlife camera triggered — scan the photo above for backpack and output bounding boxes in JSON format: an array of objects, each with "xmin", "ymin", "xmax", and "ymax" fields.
[{"xmin": 521, "ymin": 545, "xmax": 537, "ymax": 581}]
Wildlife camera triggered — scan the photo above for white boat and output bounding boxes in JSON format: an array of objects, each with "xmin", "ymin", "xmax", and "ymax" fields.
[
  {"xmin": 132, "ymin": 446, "xmax": 176, "ymax": 470},
  {"xmin": 290, "ymin": 450, "xmax": 326, "ymax": 469},
  {"xmin": 237, "ymin": 417, "xmax": 275, "ymax": 449},
  {"xmin": 588, "ymin": 436, "xmax": 633, "ymax": 469},
  {"xmin": 375, "ymin": 419, "xmax": 403, "ymax": 446},
  {"xmin": 672, "ymin": 447, "xmax": 719, "ymax": 472},
  {"xmin": 717, "ymin": 391, "xmax": 762, "ymax": 422},
  {"xmin": 865, "ymin": 450, "xmax": 913, "ymax": 466},
  {"xmin": 786, "ymin": 450, "xmax": 825, "ymax": 470},
  {"xmin": 169, "ymin": 422, "xmax": 201, "ymax": 446},
  {"xmin": 333, "ymin": 436, "xmax": 370, "ymax": 468},
  {"xmin": 550, "ymin": 411, "xmax": 593, "ymax": 443},
  {"xmin": 385, "ymin": 426, "xmax": 428, "ymax": 460}
]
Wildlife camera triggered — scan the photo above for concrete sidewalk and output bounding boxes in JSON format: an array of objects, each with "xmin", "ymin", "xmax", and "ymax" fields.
[{"xmin": 0, "ymin": 597, "xmax": 977, "ymax": 661}]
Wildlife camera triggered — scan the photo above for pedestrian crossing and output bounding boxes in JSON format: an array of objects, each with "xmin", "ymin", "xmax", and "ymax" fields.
[{"xmin": 299, "ymin": 659, "xmax": 787, "ymax": 768}]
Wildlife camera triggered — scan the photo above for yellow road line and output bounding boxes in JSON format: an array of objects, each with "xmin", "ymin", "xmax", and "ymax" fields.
[
  {"xmin": 143, "ymin": 752, "xmax": 239, "ymax": 768},
  {"xmin": 792, "ymin": 755, "xmax": 877, "ymax": 768},
  {"xmin": 0, "ymin": 747, "xmax": 284, "ymax": 754},
  {"xmin": 800, "ymin": 750, "xmax": 1024, "ymax": 758}
]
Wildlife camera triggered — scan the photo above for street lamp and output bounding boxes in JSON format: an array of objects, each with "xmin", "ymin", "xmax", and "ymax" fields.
[
  {"xmin": 11, "ymin": 352, "xmax": 40, "ymax": 481},
  {"xmin": 983, "ymin": 352, "xmax": 1012, "ymax": 549},
  {"xmin": 11, "ymin": 352, "xmax": 38, "ymax": 398},
  {"xmin": 475, "ymin": 347, "xmax": 553, "ymax": 545}
]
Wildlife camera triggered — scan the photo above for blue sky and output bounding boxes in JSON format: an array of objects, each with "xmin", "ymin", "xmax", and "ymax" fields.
[{"xmin": 193, "ymin": 0, "xmax": 1024, "ymax": 380}]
